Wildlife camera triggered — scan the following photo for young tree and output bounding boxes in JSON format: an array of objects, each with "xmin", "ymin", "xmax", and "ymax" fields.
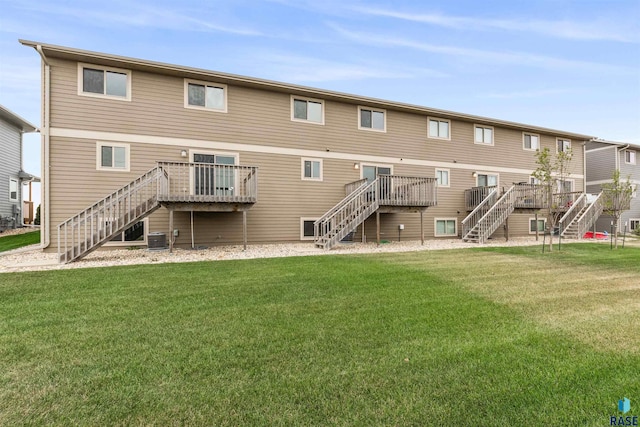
[
  {"xmin": 532, "ymin": 147, "xmax": 573, "ymax": 252},
  {"xmin": 601, "ymin": 170, "xmax": 633, "ymax": 248}
]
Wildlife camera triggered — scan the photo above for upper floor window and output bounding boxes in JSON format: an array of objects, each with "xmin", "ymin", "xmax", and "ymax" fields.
[
  {"xmin": 185, "ymin": 79, "xmax": 227, "ymax": 112},
  {"xmin": 428, "ymin": 117, "xmax": 450, "ymax": 140},
  {"xmin": 358, "ymin": 107, "xmax": 386, "ymax": 132},
  {"xmin": 523, "ymin": 133, "xmax": 540, "ymax": 151},
  {"xmin": 625, "ymin": 150, "xmax": 636, "ymax": 165},
  {"xmin": 78, "ymin": 63, "xmax": 131, "ymax": 101},
  {"xmin": 9, "ymin": 178, "xmax": 18, "ymax": 201},
  {"xmin": 436, "ymin": 169, "xmax": 450, "ymax": 187},
  {"xmin": 97, "ymin": 142, "xmax": 129, "ymax": 171},
  {"xmin": 301, "ymin": 158, "xmax": 323, "ymax": 181},
  {"xmin": 557, "ymin": 138, "xmax": 571, "ymax": 153},
  {"xmin": 291, "ymin": 96, "xmax": 324, "ymax": 124},
  {"xmin": 474, "ymin": 125, "xmax": 494, "ymax": 145}
]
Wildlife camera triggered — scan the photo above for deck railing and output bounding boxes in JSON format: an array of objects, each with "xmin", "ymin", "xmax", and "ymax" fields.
[
  {"xmin": 378, "ymin": 175, "xmax": 438, "ymax": 207},
  {"xmin": 344, "ymin": 178, "xmax": 368, "ymax": 195},
  {"xmin": 465, "ymin": 186, "xmax": 497, "ymax": 211},
  {"xmin": 552, "ymin": 191, "xmax": 582, "ymax": 211},
  {"xmin": 513, "ymin": 184, "xmax": 547, "ymax": 209},
  {"xmin": 157, "ymin": 162, "xmax": 258, "ymax": 203}
]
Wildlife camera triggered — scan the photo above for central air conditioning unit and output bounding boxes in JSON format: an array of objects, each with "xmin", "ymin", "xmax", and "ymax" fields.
[{"xmin": 147, "ymin": 232, "xmax": 167, "ymax": 250}]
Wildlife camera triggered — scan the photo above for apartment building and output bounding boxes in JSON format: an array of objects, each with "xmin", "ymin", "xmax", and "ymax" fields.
[
  {"xmin": 586, "ymin": 140, "xmax": 640, "ymax": 233},
  {"xmin": 20, "ymin": 40, "xmax": 591, "ymax": 261}
]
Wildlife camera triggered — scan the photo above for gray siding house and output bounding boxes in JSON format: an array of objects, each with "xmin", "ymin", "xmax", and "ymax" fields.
[
  {"xmin": 0, "ymin": 104, "xmax": 38, "ymax": 231},
  {"xmin": 586, "ymin": 140, "xmax": 640, "ymax": 234}
]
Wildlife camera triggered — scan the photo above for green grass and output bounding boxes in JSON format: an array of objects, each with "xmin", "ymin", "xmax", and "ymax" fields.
[
  {"xmin": 1, "ymin": 244, "xmax": 638, "ymax": 425},
  {"xmin": 0, "ymin": 230, "xmax": 40, "ymax": 253}
]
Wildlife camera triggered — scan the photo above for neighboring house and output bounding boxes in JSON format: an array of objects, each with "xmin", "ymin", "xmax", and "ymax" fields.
[
  {"xmin": 20, "ymin": 40, "xmax": 592, "ymax": 261},
  {"xmin": 0, "ymin": 104, "xmax": 38, "ymax": 231},
  {"xmin": 586, "ymin": 140, "xmax": 640, "ymax": 234}
]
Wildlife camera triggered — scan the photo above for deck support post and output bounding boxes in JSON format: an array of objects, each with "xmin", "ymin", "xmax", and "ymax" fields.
[
  {"xmin": 169, "ymin": 208, "xmax": 174, "ymax": 253},
  {"xmin": 505, "ymin": 216, "xmax": 509, "ymax": 242},
  {"xmin": 242, "ymin": 210, "xmax": 247, "ymax": 251},
  {"xmin": 420, "ymin": 210, "xmax": 424, "ymax": 245},
  {"xmin": 376, "ymin": 210, "xmax": 380, "ymax": 246}
]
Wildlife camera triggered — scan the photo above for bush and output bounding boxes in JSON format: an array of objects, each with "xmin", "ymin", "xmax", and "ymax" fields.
[{"xmin": 34, "ymin": 205, "xmax": 41, "ymax": 226}]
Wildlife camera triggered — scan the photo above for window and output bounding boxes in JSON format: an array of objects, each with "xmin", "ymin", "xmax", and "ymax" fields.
[
  {"xmin": 529, "ymin": 218, "xmax": 546, "ymax": 234},
  {"xmin": 300, "ymin": 218, "xmax": 318, "ymax": 240},
  {"xmin": 358, "ymin": 107, "xmax": 386, "ymax": 131},
  {"xmin": 9, "ymin": 178, "xmax": 18, "ymax": 201},
  {"xmin": 630, "ymin": 219, "xmax": 640, "ymax": 231},
  {"xmin": 556, "ymin": 179, "xmax": 573, "ymax": 193},
  {"xmin": 301, "ymin": 158, "xmax": 323, "ymax": 181},
  {"xmin": 476, "ymin": 173, "xmax": 498, "ymax": 187},
  {"xmin": 523, "ymin": 133, "xmax": 540, "ymax": 151},
  {"xmin": 436, "ymin": 169, "xmax": 450, "ymax": 187},
  {"xmin": 78, "ymin": 63, "xmax": 131, "ymax": 100},
  {"xmin": 191, "ymin": 152, "xmax": 238, "ymax": 196},
  {"xmin": 625, "ymin": 150, "xmax": 636, "ymax": 165},
  {"xmin": 557, "ymin": 138, "xmax": 571, "ymax": 153},
  {"xmin": 428, "ymin": 117, "xmax": 450, "ymax": 140},
  {"xmin": 529, "ymin": 176, "xmax": 541, "ymax": 185},
  {"xmin": 474, "ymin": 125, "xmax": 494, "ymax": 145},
  {"xmin": 184, "ymin": 79, "xmax": 227, "ymax": 112},
  {"xmin": 291, "ymin": 96, "xmax": 324, "ymax": 124},
  {"xmin": 97, "ymin": 142, "xmax": 129, "ymax": 171},
  {"xmin": 435, "ymin": 218, "xmax": 457, "ymax": 237},
  {"xmin": 108, "ymin": 220, "xmax": 147, "ymax": 245}
]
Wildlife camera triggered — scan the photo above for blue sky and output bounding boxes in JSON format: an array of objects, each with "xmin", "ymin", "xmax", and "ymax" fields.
[{"xmin": 1, "ymin": 0, "xmax": 639, "ymax": 205}]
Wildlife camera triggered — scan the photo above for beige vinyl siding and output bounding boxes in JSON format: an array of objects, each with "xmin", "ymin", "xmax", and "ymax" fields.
[{"xmin": 44, "ymin": 55, "xmax": 586, "ymax": 250}]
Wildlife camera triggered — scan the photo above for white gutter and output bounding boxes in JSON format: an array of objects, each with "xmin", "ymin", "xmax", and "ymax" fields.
[
  {"xmin": 35, "ymin": 45, "xmax": 51, "ymax": 249},
  {"xmin": 616, "ymin": 144, "xmax": 630, "ymax": 172}
]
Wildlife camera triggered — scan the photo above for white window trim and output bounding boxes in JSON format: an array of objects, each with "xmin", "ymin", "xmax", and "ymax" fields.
[
  {"xmin": 475, "ymin": 172, "xmax": 500, "ymax": 188},
  {"xmin": 77, "ymin": 62, "xmax": 132, "ymax": 101},
  {"xmin": 357, "ymin": 106, "xmax": 387, "ymax": 132},
  {"xmin": 625, "ymin": 150, "xmax": 637, "ymax": 165},
  {"xmin": 96, "ymin": 142, "xmax": 130, "ymax": 172},
  {"xmin": 529, "ymin": 217, "xmax": 547, "ymax": 234},
  {"xmin": 291, "ymin": 95, "xmax": 325, "ymax": 125},
  {"xmin": 474, "ymin": 124, "xmax": 494, "ymax": 146},
  {"xmin": 434, "ymin": 218, "xmax": 458, "ymax": 237},
  {"xmin": 300, "ymin": 217, "xmax": 318, "ymax": 241},
  {"xmin": 435, "ymin": 168, "xmax": 450, "ymax": 188},
  {"xmin": 301, "ymin": 158, "xmax": 323, "ymax": 181},
  {"xmin": 427, "ymin": 117, "xmax": 451, "ymax": 141},
  {"xmin": 523, "ymin": 132, "xmax": 540, "ymax": 151},
  {"xmin": 556, "ymin": 138, "xmax": 572, "ymax": 154},
  {"xmin": 104, "ymin": 218, "xmax": 149, "ymax": 247},
  {"xmin": 529, "ymin": 176, "xmax": 541, "ymax": 185},
  {"xmin": 9, "ymin": 177, "xmax": 18, "ymax": 202},
  {"xmin": 629, "ymin": 218, "xmax": 640, "ymax": 231},
  {"xmin": 184, "ymin": 79, "xmax": 228, "ymax": 113}
]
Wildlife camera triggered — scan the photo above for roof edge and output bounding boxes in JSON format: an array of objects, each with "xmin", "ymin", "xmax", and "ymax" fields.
[
  {"xmin": 0, "ymin": 103, "xmax": 38, "ymax": 132},
  {"xmin": 20, "ymin": 39, "xmax": 596, "ymax": 140}
]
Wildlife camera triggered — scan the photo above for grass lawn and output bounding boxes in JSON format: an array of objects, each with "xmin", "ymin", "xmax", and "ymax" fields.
[
  {"xmin": 0, "ymin": 230, "xmax": 40, "ymax": 253},
  {"xmin": 0, "ymin": 243, "xmax": 638, "ymax": 425}
]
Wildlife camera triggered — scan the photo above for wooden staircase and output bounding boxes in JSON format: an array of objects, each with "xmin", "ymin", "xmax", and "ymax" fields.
[
  {"xmin": 58, "ymin": 166, "xmax": 168, "ymax": 263},
  {"xmin": 462, "ymin": 185, "xmax": 519, "ymax": 243},
  {"xmin": 314, "ymin": 178, "xmax": 378, "ymax": 249},
  {"xmin": 559, "ymin": 192, "xmax": 604, "ymax": 239}
]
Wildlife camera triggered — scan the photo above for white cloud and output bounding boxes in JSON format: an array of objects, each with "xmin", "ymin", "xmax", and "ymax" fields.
[
  {"xmin": 329, "ymin": 24, "xmax": 632, "ymax": 73},
  {"xmin": 352, "ymin": 7, "xmax": 639, "ymax": 43}
]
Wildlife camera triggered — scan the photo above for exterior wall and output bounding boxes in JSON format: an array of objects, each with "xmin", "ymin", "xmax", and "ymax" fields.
[
  {"xmin": 0, "ymin": 119, "xmax": 22, "ymax": 227},
  {"xmin": 44, "ymin": 56, "xmax": 586, "ymax": 249},
  {"xmin": 586, "ymin": 144, "xmax": 640, "ymax": 233}
]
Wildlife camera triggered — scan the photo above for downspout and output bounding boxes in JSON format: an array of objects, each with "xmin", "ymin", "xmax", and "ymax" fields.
[
  {"xmin": 582, "ymin": 141, "xmax": 587, "ymax": 194},
  {"xmin": 35, "ymin": 45, "xmax": 51, "ymax": 249},
  {"xmin": 614, "ymin": 144, "xmax": 629, "ymax": 233}
]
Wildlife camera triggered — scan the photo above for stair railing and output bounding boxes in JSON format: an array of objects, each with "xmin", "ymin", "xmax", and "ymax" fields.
[
  {"xmin": 314, "ymin": 178, "xmax": 379, "ymax": 249},
  {"xmin": 58, "ymin": 166, "xmax": 167, "ymax": 263},
  {"xmin": 558, "ymin": 193, "xmax": 586, "ymax": 233},
  {"xmin": 575, "ymin": 192, "xmax": 604, "ymax": 239},
  {"xmin": 462, "ymin": 187, "xmax": 498, "ymax": 240},
  {"xmin": 474, "ymin": 185, "xmax": 517, "ymax": 244}
]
